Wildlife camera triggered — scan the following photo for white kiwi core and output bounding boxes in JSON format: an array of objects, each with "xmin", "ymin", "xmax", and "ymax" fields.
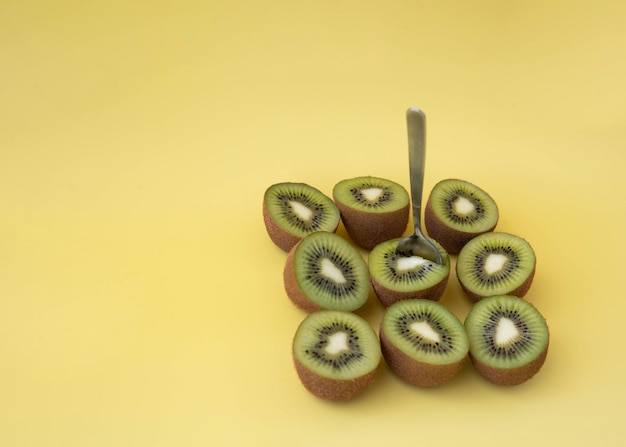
[
  {"xmin": 453, "ymin": 196, "xmax": 475, "ymax": 215},
  {"xmin": 495, "ymin": 318, "xmax": 519, "ymax": 346},
  {"xmin": 396, "ymin": 256, "xmax": 429, "ymax": 272},
  {"xmin": 320, "ymin": 258, "xmax": 347, "ymax": 284},
  {"xmin": 361, "ymin": 187, "xmax": 384, "ymax": 202},
  {"xmin": 484, "ymin": 253, "xmax": 508, "ymax": 274},
  {"xmin": 325, "ymin": 332, "xmax": 349, "ymax": 355},
  {"xmin": 289, "ymin": 200, "xmax": 313, "ymax": 221},
  {"xmin": 410, "ymin": 321, "xmax": 441, "ymax": 343}
]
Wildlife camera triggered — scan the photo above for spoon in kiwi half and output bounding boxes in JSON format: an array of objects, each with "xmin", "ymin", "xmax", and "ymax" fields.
[{"xmin": 395, "ymin": 107, "xmax": 443, "ymax": 264}]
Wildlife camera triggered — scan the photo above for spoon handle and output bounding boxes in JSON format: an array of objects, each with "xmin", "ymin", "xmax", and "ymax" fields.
[{"xmin": 406, "ymin": 107, "xmax": 427, "ymax": 233}]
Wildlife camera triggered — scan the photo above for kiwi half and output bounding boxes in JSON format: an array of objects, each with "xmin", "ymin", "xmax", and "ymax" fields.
[
  {"xmin": 464, "ymin": 295, "xmax": 549, "ymax": 386},
  {"xmin": 292, "ymin": 310, "xmax": 381, "ymax": 401},
  {"xmin": 425, "ymin": 178, "xmax": 499, "ymax": 254},
  {"xmin": 456, "ymin": 232, "xmax": 536, "ymax": 302},
  {"xmin": 380, "ymin": 299, "xmax": 469, "ymax": 387},
  {"xmin": 263, "ymin": 182, "xmax": 341, "ymax": 252},
  {"xmin": 368, "ymin": 238, "xmax": 450, "ymax": 307},
  {"xmin": 284, "ymin": 231, "xmax": 371, "ymax": 313},
  {"xmin": 332, "ymin": 176, "xmax": 409, "ymax": 249}
]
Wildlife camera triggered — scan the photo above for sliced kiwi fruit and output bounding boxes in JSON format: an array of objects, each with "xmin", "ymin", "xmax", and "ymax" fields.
[
  {"xmin": 283, "ymin": 231, "xmax": 371, "ymax": 313},
  {"xmin": 380, "ymin": 299, "xmax": 469, "ymax": 387},
  {"xmin": 332, "ymin": 176, "xmax": 410, "ymax": 249},
  {"xmin": 456, "ymin": 232, "xmax": 536, "ymax": 302},
  {"xmin": 368, "ymin": 238, "xmax": 450, "ymax": 307},
  {"xmin": 263, "ymin": 182, "xmax": 341, "ymax": 252},
  {"xmin": 425, "ymin": 178, "xmax": 499, "ymax": 254},
  {"xmin": 464, "ymin": 295, "xmax": 549, "ymax": 386},
  {"xmin": 292, "ymin": 310, "xmax": 381, "ymax": 401}
]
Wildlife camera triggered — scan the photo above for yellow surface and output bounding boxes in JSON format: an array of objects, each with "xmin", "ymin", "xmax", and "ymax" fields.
[{"xmin": 2, "ymin": 1, "xmax": 625, "ymax": 445}]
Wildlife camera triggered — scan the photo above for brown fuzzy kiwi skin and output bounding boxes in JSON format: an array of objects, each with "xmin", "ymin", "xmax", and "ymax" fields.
[
  {"xmin": 263, "ymin": 199, "xmax": 339, "ymax": 253},
  {"xmin": 379, "ymin": 326, "xmax": 467, "ymax": 387},
  {"xmin": 263, "ymin": 200, "xmax": 301, "ymax": 252},
  {"xmin": 283, "ymin": 240, "xmax": 323, "ymax": 313},
  {"xmin": 424, "ymin": 199, "xmax": 496, "ymax": 255},
  {"xmin": 292, "ymin": 353, "xmax": 380, "ymax": 401},
  {"xmin": 333, "ymin": 200, "xmax": 409, "ymax": 250},
  {"xmin": 371, "ymin": 275, "xmax": 449, "ymax": 308},
  {"xmin": 469, "ymin": 340, "xmax": 549, "ymax": 386},
  {"xmin": 458, "ymin": 261, "xmax": 537, "ymax": 303}
]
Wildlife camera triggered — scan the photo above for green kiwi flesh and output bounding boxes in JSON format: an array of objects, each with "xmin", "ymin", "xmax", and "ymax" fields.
[
  {"xmin": 292, "ymin": 310, "xmax": 381, "ymax": 401},
  {"xmin": 368, "ymin": 238, "xmax": 450, "ymax": 307},
  {"xmin": 332, "ymin": 176, "xmax": 409, "ymax": 249},
  {"xmin": 284, "ymin": 231, "xmax": 371, "ymax": 312},
  {"xmin": 380, "ymin": 299, "xmax": 469, "ymax": 387},
  {"xmin": 263, "ymin": 182, "xmax": 340, "ymax": 251},
  {"xmin": 456, "ymin": 232, "xmax": 536, "ymax": 302},
  {"xmin": 425, "ymin": 178, "xmax": 499, "ymax": 254},
  {"xmin": 464, "ymin": 295, "xmax": 549, "ymax": 386}
]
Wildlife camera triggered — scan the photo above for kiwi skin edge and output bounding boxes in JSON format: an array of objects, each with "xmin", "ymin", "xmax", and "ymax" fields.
[
  {"xmin": 263, "ymin": 200, "xmax": 301, "ymax": 252},
  {"xmin": 371, "ymin": 274, "xmax": 449, "ymax": 308},
  {"xmin": 283, "ymin": 240, "xmax": 324, "ymax": 313},
  {"xmin": 292, "ymin": 354, "xmax": 380, "ymax": 402},
  {"xmin": 379, "ymin": 327, "xmax": 467, "ymax": 387},
  {"xmin": 333, "ymin": 200, "xmax": 409, "ymax": 250},
  {"xmin": 424, "ymin": 198, "xmax": 497, "ymax": 255},
  {"xmin": 469, "ymin": 340, "xmax": 549, "ymax": 386}
]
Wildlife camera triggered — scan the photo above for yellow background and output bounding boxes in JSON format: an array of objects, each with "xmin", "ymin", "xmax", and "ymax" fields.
[{"xmin": 2, "ymin": 1, "xmax": 624, "ymax": 445}]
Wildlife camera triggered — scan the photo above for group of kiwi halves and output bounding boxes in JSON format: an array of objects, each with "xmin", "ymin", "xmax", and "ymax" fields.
[{"xmin": 263, "ymin": 176, "xmax": 549, "ymax": 402}]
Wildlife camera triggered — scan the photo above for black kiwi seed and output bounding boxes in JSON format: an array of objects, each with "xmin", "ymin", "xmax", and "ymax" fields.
[
  {"xmin": 305, "ymin": 323, "xmax": 364, "ymax": 371},
  {"xmin": 349, "ymin": 185, "xmax": 394, "ymax": 208},
  {"xmin": 305, "ymin": 247, "xmax": 358, "ymax": 297},
  {"xmin": 471, "ymin": 246, "xmax": 520, "ymax": 285},
  {"xmin": 278, "ymin": 192, "xmax": 326, "ymax": 232},
  {"xmin": 443, "ymin": 189, "xmax": 485, "ymax": 224},
  {"xmin": 481, "ymin": 309, "xmax": 533, "ymax": 356},
  {"xmin": 393, "ymin": 311, "xmax": 456, "ymax": 354}
]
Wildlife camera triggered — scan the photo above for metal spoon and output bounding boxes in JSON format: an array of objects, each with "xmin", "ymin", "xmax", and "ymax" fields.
[{"xmin": 395, "ymin": 107, "xmax": 443, "ymax": 264}]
